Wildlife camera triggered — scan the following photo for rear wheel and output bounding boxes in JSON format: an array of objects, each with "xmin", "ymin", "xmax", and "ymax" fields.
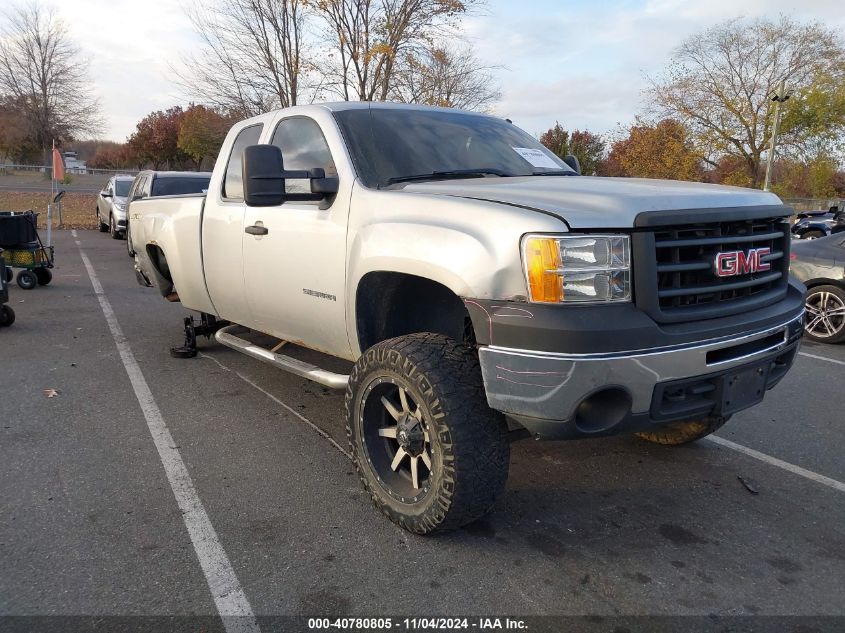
[
  {"xmin": 0, "ymin": 304, "xmax": 14, "ymax": 327},
  {"xmin": 635, "ymin": 416, "xmax": 729, "ymax": 445},
  {"xmin": 346, "ymin": 333, "xmax": 510, "ymax": 534},
  {"xmin": 34, "ymin": 268, "xmax": 52, "ymax": 286},
  {"xmin": 126, "ymin": 223, "xmax": 135, "ymax": 257},
  {"xmin": 16, "ymin": 270, "xmax": 37, "ymax": 290},
  {"xmin": 804, "ymin": 285, "xmax": 845, "ymax": 343}
]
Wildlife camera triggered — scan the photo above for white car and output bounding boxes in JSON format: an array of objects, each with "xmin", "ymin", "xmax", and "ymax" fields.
[{"xmin": 95, "ymin": 175, "xmax": 135, "ymax": 239}]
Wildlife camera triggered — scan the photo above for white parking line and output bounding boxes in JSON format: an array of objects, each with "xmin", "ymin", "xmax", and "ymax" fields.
[
  {"xmin": 199, "ymin": 352, "xmax": 352, "ymax": 460},
  {"xmin": 76, "ymin": 245, "xmax": 259, "ymax": 633},
  {"xmin": 707, "ymin": 435, "xmax": 845, "ymax": 494},
  {"xmin": 799, "ymin": 351, "xmax": 845, "ymax": 366}
]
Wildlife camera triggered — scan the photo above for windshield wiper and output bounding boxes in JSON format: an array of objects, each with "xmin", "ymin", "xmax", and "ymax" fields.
[
  {"xmin": 385, "ymin": 169, "xmax": 512, "ymax": 186},
  {"xmin": 532, "ymin": 170, "xmax": 579, "ymax": 176}
]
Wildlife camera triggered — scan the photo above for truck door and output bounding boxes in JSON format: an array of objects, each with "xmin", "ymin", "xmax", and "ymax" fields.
[
  {"xmin": 242, "ymin": 115, "xmax": 350, "ymax": 358},
  {"xmin": 202, "ymin": 123, "xmax": 263, "ymax": 325}
]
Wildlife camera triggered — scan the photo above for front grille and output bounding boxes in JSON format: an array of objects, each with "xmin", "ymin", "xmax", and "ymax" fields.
[{"xmin": 634, "ymin": 215, "xmax": 790, "ymax": 323}]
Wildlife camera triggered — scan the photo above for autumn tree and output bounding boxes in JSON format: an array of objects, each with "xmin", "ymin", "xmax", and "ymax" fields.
[
  {"xmin": 179, "ymin": 0, "xmax": 310, "ymax": 117},
  {"xmin": 649, "ymin": 16, "xmax": 845, "ymax": 187},
  {"xmin": 0, "ymin": 96, "xmax": 38, "ymax": 162},
  {"xmin": 127, "ymin": 107, "xmax": 189, "ymax": 169},
  {"xmin": 177, "ymin": 105, "xmax": 230, "ymax": 169},
  {"xmin": 0, "ymin": 2, "xmax": 101, "ymax": 170},
  {"xmin": 390, "ymin": 44, "xmax": 499, "ymax": 111},
  {"xmin": 539, "ymin": 122, "xmax": 569, "ymax": 158},
  {"xmin": 603, "ymin": 119, "xmax": 702, "ymax": 181},
  {"xmin": 312, "ymin": 0, "xmax": 478, "ymax": 101},
  {"xmin": 88, "ymin": 143, "xmax": 134, "ymax": 170},
  {"xmin": 539, "ymin": 122, "xmax": 605, "ymax": 176}
]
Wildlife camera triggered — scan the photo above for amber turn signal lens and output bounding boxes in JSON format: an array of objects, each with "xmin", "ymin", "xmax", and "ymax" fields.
[{"xmin": 524, "ymin": 237, "xmax": 563, "ymax": 302}]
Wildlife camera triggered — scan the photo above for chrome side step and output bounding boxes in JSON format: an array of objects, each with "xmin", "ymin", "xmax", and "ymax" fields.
[{"xmin": 214, "ymin": 325, "xmax": 349, "ymax": 390}]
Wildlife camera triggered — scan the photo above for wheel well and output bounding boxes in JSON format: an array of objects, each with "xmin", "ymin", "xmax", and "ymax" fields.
[
  {"xmin": 146, "ymin": 245, "xmax": 174, "ymax": 296},
  {"xmin": 804, "ymin": 278, "xmax": 845, "ymax": 292},
  {"xmin": 355, "ymin": 272, "xmax": 474, "ymax": 352}
]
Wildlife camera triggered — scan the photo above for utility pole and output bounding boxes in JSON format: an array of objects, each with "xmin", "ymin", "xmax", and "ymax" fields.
[{"xmin": 763, "ymin": 80, "xmax": 791, "ymax": 192}]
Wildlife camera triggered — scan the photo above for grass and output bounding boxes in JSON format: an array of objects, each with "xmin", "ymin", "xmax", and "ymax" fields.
[{"xmin": 0, "ymin": 190, "xmax": 97, "ymax": 230}]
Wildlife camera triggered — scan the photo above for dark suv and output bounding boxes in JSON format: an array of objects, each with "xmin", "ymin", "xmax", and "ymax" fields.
[{"xmin": 125, "ymin": 171, "xmax": 212, "ymax": 257}]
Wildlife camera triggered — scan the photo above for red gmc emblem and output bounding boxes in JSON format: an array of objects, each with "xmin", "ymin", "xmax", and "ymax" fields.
[{"xmin": 713, "ymin": 247, "xmax": 771, "ymax": 277}]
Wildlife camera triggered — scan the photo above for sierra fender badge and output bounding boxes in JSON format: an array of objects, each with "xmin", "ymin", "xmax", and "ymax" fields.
[{"xmin": 713, "ymin": 247, "xmax": 771, "ymax": 277}]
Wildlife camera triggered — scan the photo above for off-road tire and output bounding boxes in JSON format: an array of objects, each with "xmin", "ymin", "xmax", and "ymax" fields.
[
  {"xmin": 346, "ymin": 333, "xmax": 509, "ymax": 534},
  {"xmin": 635, "ymin": 415, "xmax": 729, "ymax": 446}
]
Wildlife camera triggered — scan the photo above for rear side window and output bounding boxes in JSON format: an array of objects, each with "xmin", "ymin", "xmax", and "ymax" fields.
[
  {"xmin": 271, "ymin": 117, "xmax": 336, "ymax": 194},
  {"xmin": 128, "ymin": 176, "xmax": 144, "ymax": 199},
  {"xmin": 223, "ymin": 124, "xmax": 263, "ymax": 200},
  {"xmin": 152, "ymin": 177, "xmax": 211, "ymax": 197}
]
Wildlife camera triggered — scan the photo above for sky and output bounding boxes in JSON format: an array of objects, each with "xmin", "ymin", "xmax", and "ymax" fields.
[{"xmin": 13, "ymin": 0, "xmax": 845, "ymax": 142}]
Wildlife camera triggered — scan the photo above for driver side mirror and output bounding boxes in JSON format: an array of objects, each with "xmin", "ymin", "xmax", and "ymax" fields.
[
  {"xmin": 242, "ymin": 144, "xmax": 339, "ymax": 207},
  {"xmin": 563, "ymin": 154, "xmax": 581, "ymax": 175},
  {"xmin": 101, "ymin": 191, "xmax": 112, "ymax": 198}
]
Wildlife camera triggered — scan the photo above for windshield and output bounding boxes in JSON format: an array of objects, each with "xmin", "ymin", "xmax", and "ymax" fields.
[
  {"xmin": 152, "ymin": 176, "xmax": 211, "ymax": 197},
  {"xmin": 333, "ymin": 107, "xmax": 573, "ymax": 188},
  {"xmin": 115, "ymin": 179, "xmax": 132, "ymax": 197}
]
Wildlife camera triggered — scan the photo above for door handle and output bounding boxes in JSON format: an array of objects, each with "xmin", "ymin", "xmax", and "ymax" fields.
[{"xmin": 245, "ymin": 224, "xmax": 269, "ymax": 236}]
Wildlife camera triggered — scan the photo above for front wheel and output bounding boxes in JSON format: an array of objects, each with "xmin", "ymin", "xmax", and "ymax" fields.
[
  {"xmin": 0, "ymin": 304, "xmax": 14, "ymax": 327},
  {"xmin": 804, "ymin": 285, "xmax": 845, "ymax": 343},
  {"xmin": 635, "ymin": 415, "xmax": 729, "ymax": 446},
  {"xmin": 16, "ymin": 270, "xmax": 37, "ymax": 290},
  {"xmin": 346, "ymin": 333, "xmax": 510, "ymax": 534},
  {"xmin": 110, "ymin": 215, "xmax": 120, "ymax": 239},
  {"xmin": 802, "ymin": 229, "xmax": 826, "ymax": 240},
  {"xmin": 97, "ymin": 208, "xmax": 108, "ymax": 232}
]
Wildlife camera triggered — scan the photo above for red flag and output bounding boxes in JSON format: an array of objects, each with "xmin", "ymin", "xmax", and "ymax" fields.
[{"xmin": 52, "ymin": 147, "xmax": 65, "ymax": 182}]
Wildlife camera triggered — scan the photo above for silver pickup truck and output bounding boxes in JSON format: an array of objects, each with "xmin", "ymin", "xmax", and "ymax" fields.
[{"xmin": 131, "ymin": 102, "xmax": 804, "ymax": 534}]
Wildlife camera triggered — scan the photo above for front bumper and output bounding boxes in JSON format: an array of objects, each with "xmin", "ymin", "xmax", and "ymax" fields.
[
  {"xmin": 478, "ymin": 308, "xmax": 803, "ymax": 440},
  {"xmin": 112, "ymin": 207, "xmax": 127, "ymax": 229}
]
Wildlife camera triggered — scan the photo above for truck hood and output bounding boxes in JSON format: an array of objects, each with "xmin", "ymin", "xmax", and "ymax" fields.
[{"xmin": 400, "ymin": 176, "xmax": 784, "ymax": 229}]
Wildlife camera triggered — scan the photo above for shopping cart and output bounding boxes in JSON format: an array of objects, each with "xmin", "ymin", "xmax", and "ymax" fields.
[
  {"xmin": 0, "ymin": 248, "xmax": 14, "ymax": 327},
  {"xmin": 0, "ymin": 211, "xmax": 54, "ymax": 290}
]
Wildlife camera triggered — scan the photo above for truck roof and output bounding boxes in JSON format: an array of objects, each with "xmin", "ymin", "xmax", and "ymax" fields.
[{"xmin": 239, "ymin": 101, "xmax": 498, "ymax": 126}]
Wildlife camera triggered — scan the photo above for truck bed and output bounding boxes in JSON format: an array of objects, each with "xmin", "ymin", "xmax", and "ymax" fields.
[{"xmin": 132, "ymin": 194, "xmax": 216, "ymax": 315}]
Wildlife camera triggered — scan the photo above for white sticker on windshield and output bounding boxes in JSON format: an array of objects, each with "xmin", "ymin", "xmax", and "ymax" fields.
[{"xmin": 512, "ymin": 147, "xmax": 560, "ymax": 169}]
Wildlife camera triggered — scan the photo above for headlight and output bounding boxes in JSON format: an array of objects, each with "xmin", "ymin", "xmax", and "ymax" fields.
[
  {"xmin": 522, "ymin": 234, "xmax": 631, "ymax": 303},
  {"xmin": 112, "ymin": 201, "xmax": 126, "ymax": 212}
]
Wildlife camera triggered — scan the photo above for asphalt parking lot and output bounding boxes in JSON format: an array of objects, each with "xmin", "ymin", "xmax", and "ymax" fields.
[{"xmin": 2, "ymin": 230, "xmax": 844, "ymax": 631}]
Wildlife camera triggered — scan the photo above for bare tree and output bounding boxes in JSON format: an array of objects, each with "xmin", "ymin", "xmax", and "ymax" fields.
[
  {"xmin": 311, "ymin": 0, "xmax": 477, "ymax": 101},
  {"xmin": 178, "ymin": 0, "xmax": 311, "ymax": 117},
  {"xmin": 649, "ymin": 16, "xmax": 845, "ymax": 186},
  {"xmin": 391, "ymin": 44, "xmax": 499, "ymax": 111},
  {"xmin": 0, "ymin": 2, "xmax": 101, "ymax": 167}
]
